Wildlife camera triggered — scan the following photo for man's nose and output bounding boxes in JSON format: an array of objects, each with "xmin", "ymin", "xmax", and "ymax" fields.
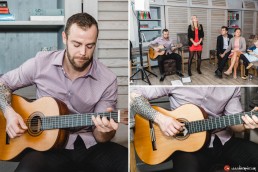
[{"xmin": 79, "ymin": 46, "xmax": 86, "ymax": 55}]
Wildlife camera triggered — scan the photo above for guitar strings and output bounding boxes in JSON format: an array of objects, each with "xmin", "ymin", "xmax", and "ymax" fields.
[
  {"xmin": 26, "ymin": 112, "xmax": 120, "ymax": 127},
  {"xmin": 185, "ymin": 111, "xmax": 258, "ymax": 134}
]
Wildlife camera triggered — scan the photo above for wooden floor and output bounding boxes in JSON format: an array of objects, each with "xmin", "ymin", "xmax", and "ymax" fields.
[{"xmin": 130, "ymin": 60, "xmax": 258, "ymax": 86}]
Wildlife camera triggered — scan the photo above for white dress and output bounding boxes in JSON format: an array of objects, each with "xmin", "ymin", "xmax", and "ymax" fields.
[{"xmin": 244, "ymin": 48, "xmax": 258, "ymax": 62}]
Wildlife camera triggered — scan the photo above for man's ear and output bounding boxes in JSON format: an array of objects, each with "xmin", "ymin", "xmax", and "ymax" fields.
[{"xmin": 62, "ymin": 31, "xmax": 67, "ymax": 45}]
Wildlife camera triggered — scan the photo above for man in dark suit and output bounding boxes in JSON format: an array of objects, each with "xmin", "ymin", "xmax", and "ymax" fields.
[{"xmin": 215, "ymin": 26, "xmax": 233, "ymax": 78}]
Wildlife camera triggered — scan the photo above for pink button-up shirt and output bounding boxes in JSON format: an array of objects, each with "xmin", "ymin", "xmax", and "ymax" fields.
[
  {"xmin": 0, "ymin": 50, "xmax": 117, "ymax": 149},
  {"xmin": 150, "ymin": 36, "xmax": 174, "ymax": 54}
]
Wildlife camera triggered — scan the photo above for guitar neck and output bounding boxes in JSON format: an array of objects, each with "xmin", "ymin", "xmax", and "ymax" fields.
[
  {"xmin": 186, "ymin": 111, "xmax": 257, "ymax": 134},
  {"xmin": 41, "ymin": 111, "xmax": 120, "ymax": 130}
]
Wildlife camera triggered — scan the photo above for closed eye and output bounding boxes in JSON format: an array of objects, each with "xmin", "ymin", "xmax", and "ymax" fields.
[
  {"xmin": 74, "ymin": 43, "xmax": 80, "ymax": 48},
  {"xmin": 86, "ymin": 43, "xmax": 96, "ymax": 49}
]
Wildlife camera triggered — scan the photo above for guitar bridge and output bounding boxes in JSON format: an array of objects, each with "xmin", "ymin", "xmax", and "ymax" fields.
[{"xmin": 6, "ymin": 133, "xmax": 9, "ymax": 144}]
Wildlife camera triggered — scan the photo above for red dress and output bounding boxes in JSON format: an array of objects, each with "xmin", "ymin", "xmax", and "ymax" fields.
[{"xmin": 189, "ymin": 28, "xmax": 202, "ymax": 51}]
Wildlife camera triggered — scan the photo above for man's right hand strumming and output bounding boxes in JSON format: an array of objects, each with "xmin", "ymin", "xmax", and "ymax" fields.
[
  {"xmin": 0, "ymin": 82, "xmax": 27, "ymax": 138},
  {"xmin": 4, "ymin": 108, "xmax": 27, "ymax": 138}
]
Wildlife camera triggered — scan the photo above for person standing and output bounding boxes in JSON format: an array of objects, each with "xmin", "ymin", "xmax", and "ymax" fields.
[{"xmin": 188, "ymin": 15, "xmax": 204, "ymax": 76}]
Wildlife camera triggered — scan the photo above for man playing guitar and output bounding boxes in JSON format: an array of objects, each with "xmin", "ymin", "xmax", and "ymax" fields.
[
  {"xmin": 0, "ymin": 13, "xmax": 127, "ymax": 172},
  {"xmin": 131, "ymin": 87, "xmax": 258, "ymax": 171},
  {"xmin": 149, "ymin": 29, "xmax": 184, "ymax": 82}
]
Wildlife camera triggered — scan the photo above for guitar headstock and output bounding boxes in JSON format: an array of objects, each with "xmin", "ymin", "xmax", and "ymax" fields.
[{"xmin": 118, "ymin": 109, "xmax": 128, "ymax": 125}]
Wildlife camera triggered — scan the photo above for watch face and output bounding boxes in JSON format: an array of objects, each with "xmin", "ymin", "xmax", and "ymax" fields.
[{"xmin": 0, "ymin": 1, "xmax": 7, "ymax": 8}]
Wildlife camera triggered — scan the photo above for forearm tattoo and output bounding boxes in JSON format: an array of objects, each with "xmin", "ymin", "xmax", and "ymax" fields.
[
  {"xmin": 0, "ymin": 82, "xmax": 12, "ymax": 113},
  {"xmin": 131, "ymin": 95, "xmax": 158, "ymax": 121}
]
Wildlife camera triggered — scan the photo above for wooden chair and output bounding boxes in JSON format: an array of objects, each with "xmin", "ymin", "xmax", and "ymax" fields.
[
  {"xmin": 209, "ymin": 49, "xmax": 218, "ymax": 65},
  {"xmin": 240, "ymin": 61, "xmax": 258, "ymax": 77}
]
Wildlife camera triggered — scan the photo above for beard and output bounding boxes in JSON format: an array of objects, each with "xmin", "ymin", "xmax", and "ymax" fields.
[{"xmin": 66, "ymin": 45, "xmax": 93, "ymax": 72}]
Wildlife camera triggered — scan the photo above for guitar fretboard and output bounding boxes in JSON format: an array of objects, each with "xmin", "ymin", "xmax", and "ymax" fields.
[
  {"xmin": 40, "ymin": 112, "xmax": 120, "ymax": 130},
  {"xmin": 185, "ymin": 111, "xmax": 257, "ymax": 134}
]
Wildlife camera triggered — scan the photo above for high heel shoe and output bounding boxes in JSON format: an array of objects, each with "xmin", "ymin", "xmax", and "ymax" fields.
[
  {"xmin": 224, "ymin": 70, "xmax": 232, "ymax": 76},
  {"xmin": 233, "ymin": 75, "xmax": 237, "ymax": 79},
  {"xmin": 241, "ymin": 75, "xmax": 248, "ymax": 80}
]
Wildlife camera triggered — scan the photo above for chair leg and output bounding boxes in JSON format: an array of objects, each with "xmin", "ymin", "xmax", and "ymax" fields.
[
  {"xmin": 130, "ymin": 60, "xmax": 132, "ymax": 77},
  {"xmin": 241, "ymin": 64, "xmax": 244, "ymax": 77},
  {"xmin": 181, "ymin": 52, "xmax": 184, "ymax": 74},
  {"xmin": 209, "ymin": 51, "xmax": 212, "ymax": 64},
  {"xmin": 147, "ymin": 53, "xmax": 152, "ymax": 72}
]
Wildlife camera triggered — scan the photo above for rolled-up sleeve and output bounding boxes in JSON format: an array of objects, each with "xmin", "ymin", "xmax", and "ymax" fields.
[
  {"xmin": 149, "ymin": 37, "xmax": 159, "ymax": 45},
  {"xmin": 224, "ymin": 87, "xmax": 243, "ymax": 116},
  {"xmin": 0, "ymin": 58, "xmax": 36, "ymax": 91},
  {"xmin": 131, "ymin": 87, "xmax": 170, "ymax": 100}
]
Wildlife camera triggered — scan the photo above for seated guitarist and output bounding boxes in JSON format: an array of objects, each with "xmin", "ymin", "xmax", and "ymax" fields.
[
  {"xmin": 0, "ymin": 13, "xmax": 127, "ymax": 172},
  {"xmin": 149, "ymin": 29, "xmax": 184, "ymax": 82},
  {"xmin": 131, "ymin": 87, "xmax": 258, "ymax": 172}
]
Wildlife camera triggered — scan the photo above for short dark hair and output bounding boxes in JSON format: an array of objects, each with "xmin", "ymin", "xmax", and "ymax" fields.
[
  {"xmin": 234, "ymin": 28, "xmax": 241, "ymax": 32},
  {"xmin": 221, "ymin": 26, "xmax": 228, "ymax": 31},
  {"xmin": 162, "ymin": 29, "xmax": 169, "ymax": 33},
  {"xmin": 64, "ymin": 13, "xmax": 99, "ymax": 37}
]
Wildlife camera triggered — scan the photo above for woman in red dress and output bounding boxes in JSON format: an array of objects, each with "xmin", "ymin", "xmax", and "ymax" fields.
[{"xmin": 187, "ymin": 15, "xmax": 204, "ymax": 76}]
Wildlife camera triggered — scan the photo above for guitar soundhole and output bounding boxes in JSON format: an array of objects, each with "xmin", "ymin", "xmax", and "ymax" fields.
[
  {"xmin": 175, "ymin": 118, "xmax": 190, "ymax": 140},
  {"xmin": 27, "ymin": 112, "xmax": 43, "ymax": 136}
]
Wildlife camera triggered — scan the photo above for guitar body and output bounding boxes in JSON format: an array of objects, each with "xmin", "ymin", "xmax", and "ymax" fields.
[
  {"xmin": 148, "ymin": 45, "xmax": 165, "ymax": 60},
  {"xmin": 134, "ymin": 104, "xmax": 209, "ymax": 165},
  {"xmin": 0, "ymin": 95, "xmax": 69, "ymax": 161}
]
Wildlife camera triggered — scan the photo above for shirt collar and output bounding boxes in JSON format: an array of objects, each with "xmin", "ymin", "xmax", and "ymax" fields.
[
  {"xmin": 161, "ymin": 37, "xmax": 166, "ymax": 41},
  {"xmin": 52, "ymin": 49, "xmax": 65, "ymax": 66},
  {"xmin": 51, "ymin": 49, "xmax": 98, "ymax": 80}
]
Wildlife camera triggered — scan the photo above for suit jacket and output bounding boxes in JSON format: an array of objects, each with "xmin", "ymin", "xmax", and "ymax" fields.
[
  {"xmin": 188, "ymin": 24, "xmax": 204, "ymax": 46},
  {"xmin": 216, "ymin": 34, "xmax": 233, "ymax": 55},
  {"xmin": 224, "ymin": 37, "xmax": 246, "ymax": 54}
]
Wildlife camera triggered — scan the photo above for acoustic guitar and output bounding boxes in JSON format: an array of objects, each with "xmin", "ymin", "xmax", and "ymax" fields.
[
  {"xmin": 0, "ymin": 95, "xmax": 127, "ymax": 161},
  {"xmin": 134, "ymin": 104, "xmax": 253, "ymax": 165},
  {"xmin": 148, "ymin": 43, "xmax": 182, "ymax": 60}
]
